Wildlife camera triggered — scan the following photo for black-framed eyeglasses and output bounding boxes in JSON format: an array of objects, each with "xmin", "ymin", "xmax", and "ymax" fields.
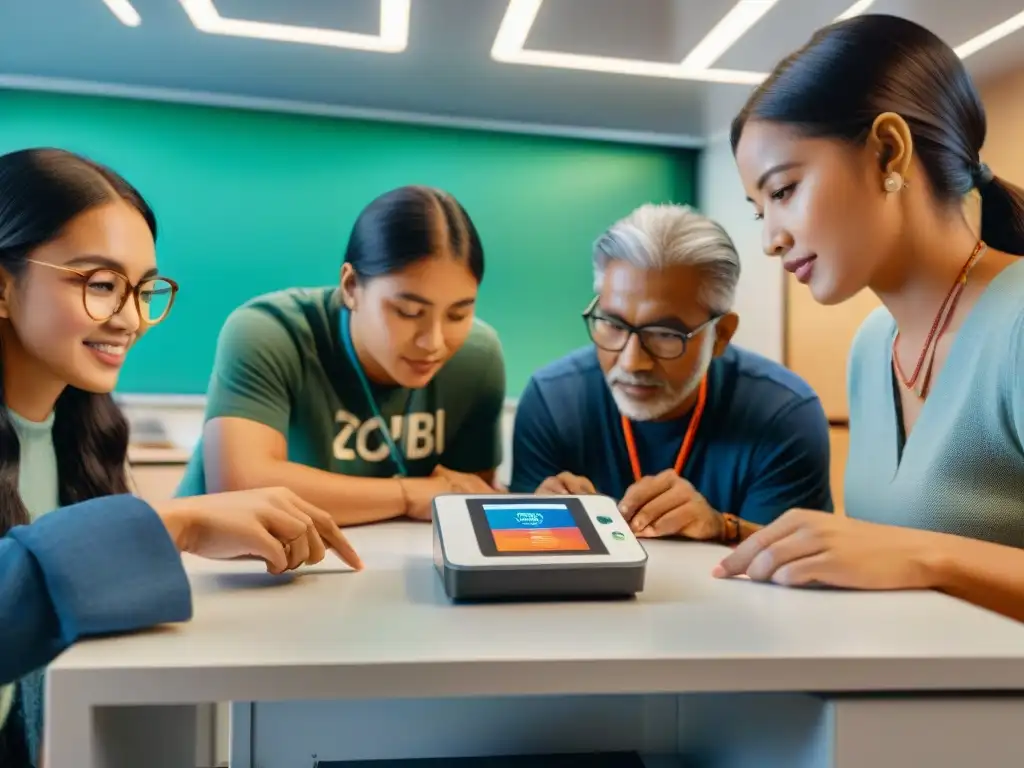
[
  {"xmin": 582, "ymin": 296, "xmax": 718, "ymax": 360},
  {"xmin": 25, "ymin": 259, "xmax": 179, "ymax": 326}
]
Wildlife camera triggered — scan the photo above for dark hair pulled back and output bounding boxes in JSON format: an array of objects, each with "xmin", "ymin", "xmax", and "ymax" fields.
[
  {"xmin": 731, "ymin": 14, "xmax": 1024, "ymax": 255},
  {"xmin": 344, "ymin": 185, "xmax": 485, "ymax": 281}
]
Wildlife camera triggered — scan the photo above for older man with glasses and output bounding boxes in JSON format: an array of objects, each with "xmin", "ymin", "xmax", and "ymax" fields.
[{"xmin": 510, "ymin": 204, "xmax": 832, "ymax": 545}]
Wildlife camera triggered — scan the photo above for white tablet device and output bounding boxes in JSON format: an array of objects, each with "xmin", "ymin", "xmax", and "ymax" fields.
[{"xmin": 432, "ymin": 494, "xmax": 648, "ymax": 601}]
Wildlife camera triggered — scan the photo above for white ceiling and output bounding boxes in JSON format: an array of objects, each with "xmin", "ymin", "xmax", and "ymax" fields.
[{"xmin": 1, "ymin": 0, "xmax": 1022, "ymax": 145}]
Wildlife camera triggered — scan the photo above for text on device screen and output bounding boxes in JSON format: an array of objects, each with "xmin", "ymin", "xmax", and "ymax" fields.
[
  {"xmin": 483, "ymin": 503, "xmax": 590, "ymax": 553},
  {"xmin": 465, "ymin": 496, "xmax": 609, "ymax": 557}
]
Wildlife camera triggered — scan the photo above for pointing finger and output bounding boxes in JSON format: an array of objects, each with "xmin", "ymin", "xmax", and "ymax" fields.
[
  {"xmin": 323, "ymin": 525, "xmax": 364, "ymax": 571},
  {"xmin": 290, "ymin": 495, "xmax": 364, "ymax": 570}
]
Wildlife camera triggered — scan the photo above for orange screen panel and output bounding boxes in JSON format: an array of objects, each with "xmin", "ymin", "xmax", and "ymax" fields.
[{"xmin": 492, "ymin": 527, "xmax": 589, "ymax": 553}]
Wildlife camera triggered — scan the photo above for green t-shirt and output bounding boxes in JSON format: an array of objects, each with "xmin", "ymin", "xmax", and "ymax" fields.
[{"xmin": 177, "ymin": 287, "xmax": 506, "ymax": 495}]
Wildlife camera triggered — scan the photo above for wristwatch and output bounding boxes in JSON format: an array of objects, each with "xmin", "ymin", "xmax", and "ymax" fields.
[{"xmin": 719, "ymin": 512, "xmax": 741, "ymax": 544}]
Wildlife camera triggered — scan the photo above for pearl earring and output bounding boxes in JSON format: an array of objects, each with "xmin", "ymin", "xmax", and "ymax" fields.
[{"xmin": 884, "ymin": 172, "xmax": 904, "ymax": 193}]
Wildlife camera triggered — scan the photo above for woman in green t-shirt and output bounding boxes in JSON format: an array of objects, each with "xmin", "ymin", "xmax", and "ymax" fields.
[{"xmin": 179, "ymin": 185, "xmax": 507, "ymax": 523}]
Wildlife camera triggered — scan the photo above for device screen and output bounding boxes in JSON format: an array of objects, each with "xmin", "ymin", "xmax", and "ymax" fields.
[{"xmin": 468, "ymin": 497, "xmax": 608, "ymax": 557}]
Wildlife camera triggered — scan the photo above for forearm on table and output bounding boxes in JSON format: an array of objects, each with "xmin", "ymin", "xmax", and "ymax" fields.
[
  {"xmin": 921, "ymin": 533, "xmax": 1024, "ymax": 622},
  {"xmin": 220, "ymin": 459, "xmax": 407, "ymax": 525}
]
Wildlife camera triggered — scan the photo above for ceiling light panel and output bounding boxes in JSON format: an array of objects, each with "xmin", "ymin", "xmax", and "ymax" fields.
[
  {"xmin": 954, "ymin": 9, "xmax": 1024, "ymax": 58},
  {"xmin": 101, "ymin": 0, "xmax": 141, "ymax": 26},
  {"xmin": 492, "ymin": 0, "xmax": 778, "ymax": 84},
  {"xmin": 713, "ymin": 0, "xmax": 873, "ymax": 72},
  {"xmin": 177, "ymin": 0, "xmax": 410, "ymax": 52},
  {"xmin": 491, "ymin": 0, "xmax": 1021, "ymax": 84},
  {"xmin": 679, "ymin": 0, "xmax": 780, "ymax": 71}
]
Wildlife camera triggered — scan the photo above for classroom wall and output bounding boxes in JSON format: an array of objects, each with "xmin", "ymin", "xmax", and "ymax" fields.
[
  {"xmin": 0, "ymin": 89, "xmax": 697, "ymax": 397},
  {"xmin": 981, "ymin": 67, "xmax": 1024, "ymax": 188},
  {"xmin": 696, "ymin": 133, "xmax": 784, "ymax": 362}
]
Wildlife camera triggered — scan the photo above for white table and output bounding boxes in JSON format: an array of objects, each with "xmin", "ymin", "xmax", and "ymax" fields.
[{"xmin": 45, "ymin": 521, "xmax": 1024, "ymax": 768}]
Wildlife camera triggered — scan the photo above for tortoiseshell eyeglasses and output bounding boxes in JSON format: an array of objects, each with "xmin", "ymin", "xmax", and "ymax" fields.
[{"xmin": 25, "ymin": 259, "xmax": 179, "ymax": 326}]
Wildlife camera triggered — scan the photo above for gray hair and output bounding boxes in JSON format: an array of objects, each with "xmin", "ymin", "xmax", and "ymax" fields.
[{"xmin": 592, "ymin": 203, "xmax": 741, "ymax": 314}]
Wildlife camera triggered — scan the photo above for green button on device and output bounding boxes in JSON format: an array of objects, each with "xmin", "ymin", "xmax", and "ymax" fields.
[
  {"xmin": 597, "ymin": 515, "xmax": 613, "ymax": 524},
  {"xmin": 612, "ymin": 531, "xmax": 626, "ymax": 541}
]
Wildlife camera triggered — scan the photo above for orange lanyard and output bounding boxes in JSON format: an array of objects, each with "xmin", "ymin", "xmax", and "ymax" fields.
[{"xmin": 621, "ymin": 376, "xmax": 708, "ymax": 483}]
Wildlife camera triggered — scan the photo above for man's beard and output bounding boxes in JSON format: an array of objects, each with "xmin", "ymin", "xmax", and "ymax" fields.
[{"xmin": 606, "ymin": 330, "xmax": 716, "ymax": 421}]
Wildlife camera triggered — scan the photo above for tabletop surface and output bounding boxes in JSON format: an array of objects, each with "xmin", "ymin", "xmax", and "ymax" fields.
[{"xmin": 49, "ymin": 521, "xmax": 1024, "ymax": 701}]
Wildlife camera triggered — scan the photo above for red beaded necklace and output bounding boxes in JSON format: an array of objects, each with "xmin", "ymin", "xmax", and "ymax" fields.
[{"xmin": 892, "ymin": 239, "xmax": 987, "ymax": 399}]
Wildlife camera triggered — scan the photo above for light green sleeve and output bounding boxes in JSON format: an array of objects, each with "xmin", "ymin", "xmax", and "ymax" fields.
[
  {"xmin": 204, "ymin": 306, "xmax": 303, "ymax": 436},
  {"xmin": 441, "ymin": 326, "xmax": 506, "ymax": 474}
]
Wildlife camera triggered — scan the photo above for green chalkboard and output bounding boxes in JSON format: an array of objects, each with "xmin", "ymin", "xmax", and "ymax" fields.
[{"xmin": 0, "ymin": 89, "xmax": 696, "ymax": 395}]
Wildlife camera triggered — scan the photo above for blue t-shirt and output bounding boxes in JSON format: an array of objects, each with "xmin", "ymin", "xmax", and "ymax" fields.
[{"xmin": 510, "ymin": 345, "xmax": 833, "ymax": 524}]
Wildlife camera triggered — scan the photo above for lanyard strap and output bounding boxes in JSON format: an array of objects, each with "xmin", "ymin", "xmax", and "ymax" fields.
[
  {"xmin": 621, "ymin": 375, "xmax": 708, "ymax": 483},
  {"xmin": 340, "ymin": 310, "xmax": 410, "ymax": 477}
]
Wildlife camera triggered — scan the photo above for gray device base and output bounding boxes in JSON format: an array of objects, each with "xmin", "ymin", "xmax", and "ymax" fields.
[{"xmin": 433, "ymin": 520, "xmax": 647, "ymax": 602}]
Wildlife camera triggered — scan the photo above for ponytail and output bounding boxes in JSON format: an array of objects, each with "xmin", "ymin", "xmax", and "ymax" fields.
[{"xmin": 979, "ymin": 174, "xmax": 1024, "ymax": 256}]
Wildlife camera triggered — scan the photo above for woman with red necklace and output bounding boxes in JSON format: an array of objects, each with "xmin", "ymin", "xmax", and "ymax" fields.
[{"xmin": 721, "ymin": 13, "xmax": 1024, "ymax": 621}]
